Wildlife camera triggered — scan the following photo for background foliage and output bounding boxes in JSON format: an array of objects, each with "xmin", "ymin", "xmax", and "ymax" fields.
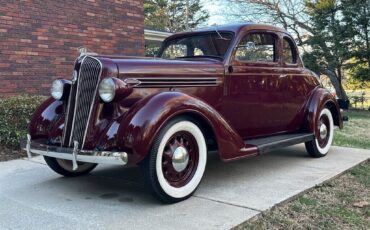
[
  {"xmin": 205, "ymin": 0, "xmax": 370, "ymax": 94},
  {"xmin": 144, "ymin": 0, "xmax": 209, "ymax": 32},
  {"xmin": 0, "ymin": 96, "xmax": 46, "ymax": 149}
]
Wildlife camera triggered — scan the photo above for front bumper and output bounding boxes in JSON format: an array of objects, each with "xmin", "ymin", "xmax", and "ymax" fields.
[{"xmin": 24, "ymin": 135, "xmax": 128, "ymax": 171}]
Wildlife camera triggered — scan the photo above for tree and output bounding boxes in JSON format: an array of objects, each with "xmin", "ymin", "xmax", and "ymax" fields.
[
  {"xmin": 303, "ymin": 0, "xmax": 352, "ymax": 98},
  {"xmin": 144, "ymin": 0, "xmax": 209, "ymax": 32},
  {"xmin": 341, "ymin": 0, "xmax": 370, "ymax": 81},
  {"xmin": 225, "ymin": 0, "xmax": 312, "ymax": 47}
]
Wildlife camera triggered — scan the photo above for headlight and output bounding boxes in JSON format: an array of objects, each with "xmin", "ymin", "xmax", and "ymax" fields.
[
  {"xmin": 51, "ymin": 80, "xmax": 65, "ymax": 100},
  {"xmin": 99, "ymin": 78, "xmax": 116, "ymax": 102}
]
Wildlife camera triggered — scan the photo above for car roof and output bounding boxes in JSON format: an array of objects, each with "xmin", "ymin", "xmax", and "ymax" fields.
[
  {"xmin": 196, "ymin": 23, "xmax": 286, "ymax": 33},
  {"xmin": 165, "ymin": 23, "xmax": 288, "ymax": 41}
]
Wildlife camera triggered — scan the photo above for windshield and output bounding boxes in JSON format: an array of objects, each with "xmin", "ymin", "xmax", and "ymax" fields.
[{"xmin": 159, "ymin": 32, "xmax": 233, "ymax": 60}]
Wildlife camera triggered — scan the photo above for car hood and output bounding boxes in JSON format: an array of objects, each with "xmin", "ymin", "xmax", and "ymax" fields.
[{"xmin": 93, "ymin": 55, "xmax": 225, "ymax": 78}]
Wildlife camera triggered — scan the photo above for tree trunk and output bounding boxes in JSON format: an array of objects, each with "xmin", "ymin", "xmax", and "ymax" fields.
[
  {"xmin": 363, "ymin": 3, "xmax": 370, "ymax": 68},
  {"xmin": 320, "ymin": 69, "xmax": 348, "ymax": 101},
  {"xmin": 337, "ymin": 67, "xmax": 342, "ymax": 84}
]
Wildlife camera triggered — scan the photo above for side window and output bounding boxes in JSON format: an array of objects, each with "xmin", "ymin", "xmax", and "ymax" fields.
[
  {"xmin": 235, "ymin": 33, "xmax": 276, "ymax": 62},
  {"xmin": 283, "ymin": 37, "xmax": 297, "ymax": 64},
  {"xmin": 162, "ymin": 44, "xmax": 187, "ymax": 59}
]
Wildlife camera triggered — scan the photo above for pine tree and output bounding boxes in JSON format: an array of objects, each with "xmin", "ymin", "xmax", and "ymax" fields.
[
  {"xmin": 304, "ymin": 0, "xmax": 351, "ymax": 81},
  {"xmin": 144, "ymin": 0, "xmax": 209, "ymax": 32},
  {"xmin": 341, "ymin": 0, "xmax": 370, "ymax": 81}
]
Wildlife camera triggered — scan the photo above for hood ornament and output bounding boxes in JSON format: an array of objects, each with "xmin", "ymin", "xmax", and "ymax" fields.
[{"xmin": 77, "ymin": 46, "xmax": 98, "ymax": 57}]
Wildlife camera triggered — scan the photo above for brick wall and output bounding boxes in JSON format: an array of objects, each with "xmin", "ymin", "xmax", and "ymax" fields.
[{"xmin": 0, "ymin": 0, "xmax": 144, "ymax": 96}]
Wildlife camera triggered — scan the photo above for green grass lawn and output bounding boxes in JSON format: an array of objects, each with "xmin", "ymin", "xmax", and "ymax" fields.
[
  {"xmin": 333, "ymin": 110, "xmax": 370, "ymax": 149},
  {"xmin": 236, "ymin": 110, "xmax": 370, "ymax": 230}
]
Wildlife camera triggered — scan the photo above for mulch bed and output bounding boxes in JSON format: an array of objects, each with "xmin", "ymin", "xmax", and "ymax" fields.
[{"xmin": 0, "ymin": 146, "xmax": 26, "ymax": 162}]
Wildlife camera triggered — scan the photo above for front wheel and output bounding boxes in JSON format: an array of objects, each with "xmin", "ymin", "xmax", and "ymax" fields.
[
  {"xmin": 140, "ymin": 117, "xmax": 207, "ymax": 203},
  {"xmin": 305, "ymin": 108, "xmax": 334, "ymax": 157},
  {"xmin": 44, "ymin": 156, "xmax": 97, "ymax": 177}
]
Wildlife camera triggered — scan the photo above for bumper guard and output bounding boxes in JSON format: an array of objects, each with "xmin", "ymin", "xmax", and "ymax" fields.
[{"xmin": 24, "ymin": 134, "xmax": 128, "ymax": 171}]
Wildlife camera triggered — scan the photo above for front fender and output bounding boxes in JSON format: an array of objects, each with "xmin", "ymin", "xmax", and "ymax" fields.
[
  {"xmin": 117, "ymin": 92, "xmax": 246, "ymax": 164},
  {"xmin": 29, "ymin": 97, "xmax": 64, "ymax": 141},
  {"xmin": 305, "ymin": 88, "xmax": 343, "ymax": 138}
]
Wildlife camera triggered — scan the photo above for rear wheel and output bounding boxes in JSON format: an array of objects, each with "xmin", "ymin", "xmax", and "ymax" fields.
[
  {"xmin": 140, "ymin": 117, "xmax": 207, "ymax": 203},
  {"xmin": 44, "ymin": 156, "xmax": 97, "ymax": 177},
  {"xmin": 305, "ymin": 108, "xmax": 334, "ymax": 157}
]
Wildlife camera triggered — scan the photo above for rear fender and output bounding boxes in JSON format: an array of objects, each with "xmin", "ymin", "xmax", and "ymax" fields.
[
  {"xmin": 305, "ymin": 88, "xmax": 343, "ymax": 139},
  {"xmin": 117, "ymin": 92, "xmax": 247, "ymax": 164}
]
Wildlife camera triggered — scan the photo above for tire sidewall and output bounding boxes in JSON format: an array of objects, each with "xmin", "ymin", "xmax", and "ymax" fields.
[
  {"xmin": 314, "ymin": 108, "xmax": 334, "ymax": 155},
  {"xmin": 155, "ymin": 120, "xmax": 207, "ymax": 199}
]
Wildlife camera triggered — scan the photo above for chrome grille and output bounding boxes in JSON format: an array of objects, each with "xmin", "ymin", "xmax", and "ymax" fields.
[{"xmin": 62, "ymin": 56, "xmax": 102, "ymax": 148}]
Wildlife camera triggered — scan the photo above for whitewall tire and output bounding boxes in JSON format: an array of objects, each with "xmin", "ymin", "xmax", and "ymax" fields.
[
  {"xmin": 305, "ymin": 108, "xmax": 334, "ymax": 157},
  {"xmin": 141, "ymin": 117, "xmax": 207, "ymax": 203}
]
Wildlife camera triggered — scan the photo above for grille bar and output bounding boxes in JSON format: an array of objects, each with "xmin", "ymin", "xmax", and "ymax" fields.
[{"xmin": 62, "ymin": 56, "xmax": 102, "ymax": 149}]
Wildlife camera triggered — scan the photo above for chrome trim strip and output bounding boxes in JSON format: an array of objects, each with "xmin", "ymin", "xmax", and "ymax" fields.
[
  {"xmin": 81, "ymin": 56, "xmax": 103, "ymax": 149},
  {"xmin": 133, "ymin": 77, "xmax": 221, "ymax": 88},
  {"xmin": 62, "ymin": 58, "xmax": 83, "ymax": 146},
  {"xmin": 68, "ymin": 56, "xmax": 88, "ymax": 146},
  {"xmin": 135, "ymin": 84, "xmax": 219, "ymax": 88},
  {"xmin": 135, "ymin": 81, "xmax": 221, "ymax": 84},
  {"xmin": 134, "ymin": 77, "xmax": 220, "ymax": 80}
]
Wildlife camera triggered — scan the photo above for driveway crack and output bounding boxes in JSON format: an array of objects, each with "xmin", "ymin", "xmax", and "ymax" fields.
[{"xmin": 194, "ymin": 195, "xmax": 263, "ymax": 212}]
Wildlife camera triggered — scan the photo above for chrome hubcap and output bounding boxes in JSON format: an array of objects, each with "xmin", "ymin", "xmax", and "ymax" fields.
[
  {"xmin": 172, "ymin": 146, "xmax": 189, "ymax": 172},
  {"xmin": 319, "ymin": 123, "xmax": 328, "ymax": 139}
]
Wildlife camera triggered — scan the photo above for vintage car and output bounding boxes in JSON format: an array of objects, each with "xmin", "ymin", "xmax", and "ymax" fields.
[{"xmin": 26, "ymin": 23, "xmax": 344, "ymax": 203}]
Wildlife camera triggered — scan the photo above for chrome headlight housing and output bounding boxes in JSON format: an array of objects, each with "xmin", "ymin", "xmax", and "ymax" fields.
[
  {"xmin": 51, "ymin": 80, "xmax": 65, "ymax": 100},
  {"xmin": 98, "ymin": 78, "xmax": 116, "ymax": 102}
]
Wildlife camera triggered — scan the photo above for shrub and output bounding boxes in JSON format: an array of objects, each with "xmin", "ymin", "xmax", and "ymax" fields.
[{"xmin": 0, "ymin": 95, "xmax": 47, "ymax": 149}]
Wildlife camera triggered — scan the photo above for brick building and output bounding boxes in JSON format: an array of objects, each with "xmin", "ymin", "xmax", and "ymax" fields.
[{"xmin": 0, "ymin": 0, "xmax": 144, "ymax": 96}]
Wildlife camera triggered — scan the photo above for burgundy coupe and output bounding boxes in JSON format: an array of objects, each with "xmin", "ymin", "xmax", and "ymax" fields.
[{"xmin": 26, "ymin": 23, "xmax": 344, "ymax": 203}]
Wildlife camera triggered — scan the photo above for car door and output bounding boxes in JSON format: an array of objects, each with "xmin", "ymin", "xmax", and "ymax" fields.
[
  {"xmin": 280, "ymin": 34, "xmax": 317, "ymax": 131},
  {"xmin": 221, "ymin": 31, "xmax": 286, "ymax": 139}
]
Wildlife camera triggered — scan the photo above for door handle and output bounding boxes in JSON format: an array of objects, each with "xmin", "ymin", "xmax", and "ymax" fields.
[{"xmin": 279, "ymin": 74, "xmax": 287, "ymax": 79}]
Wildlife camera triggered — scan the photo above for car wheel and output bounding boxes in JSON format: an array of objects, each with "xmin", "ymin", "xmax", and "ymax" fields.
[
  {"xmin": 44, "ymin": 156, "xmax": 97, "ymax": 177},
  {"xmin": 141, "ymin": 117, "xmax": 207, "ymax": 203},
  {"xmin": 305, "ymin": 107, "xmax": 334, "ymax": 157}
]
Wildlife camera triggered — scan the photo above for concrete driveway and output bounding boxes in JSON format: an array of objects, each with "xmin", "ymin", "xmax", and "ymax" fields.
[{"xmin": 1, "ymin": 145, "xmax": 369, "ymax": 230}]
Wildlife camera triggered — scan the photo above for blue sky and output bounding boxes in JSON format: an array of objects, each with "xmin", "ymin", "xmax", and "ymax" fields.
[
  {"xmin": 200, "ymin": 0, "xmax": 255, "ymax": 26},
  {"xmin": 201, "ymin": 1, "xmax": 227, "ymax": 25},
  {"xmin": 200, "ymin": 0, "xmax": 307, "ymax": 27}
]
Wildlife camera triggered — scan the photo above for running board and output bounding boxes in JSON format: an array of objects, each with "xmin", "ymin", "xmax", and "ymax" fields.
[{"xmin": 244, "ymin": 133, "xmax": 314, "ymax": 154}]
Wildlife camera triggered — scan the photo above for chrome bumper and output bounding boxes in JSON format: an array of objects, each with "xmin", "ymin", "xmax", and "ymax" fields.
[{"xmin": 24, "ymin": 135, "xmax": 128, "ymax": 170}]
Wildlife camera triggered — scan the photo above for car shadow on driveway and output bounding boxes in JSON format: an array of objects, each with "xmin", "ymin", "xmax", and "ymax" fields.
[{"xmin": 32, "ymin": 145, "xmax": 310, "ymax": 207}]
